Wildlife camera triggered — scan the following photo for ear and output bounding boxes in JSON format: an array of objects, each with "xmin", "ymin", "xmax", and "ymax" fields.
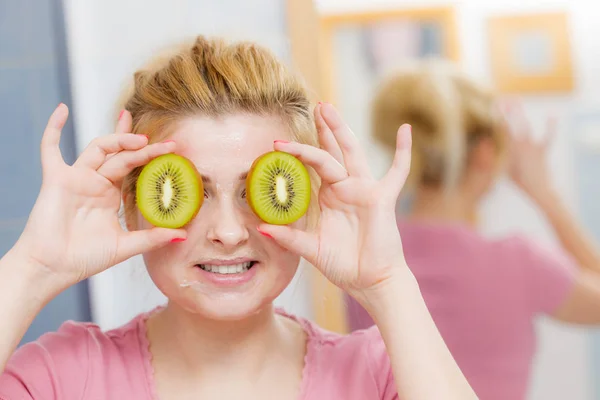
[{"xmin": 469, "ymin": 137, "xmax": 497, "ymax": 172}]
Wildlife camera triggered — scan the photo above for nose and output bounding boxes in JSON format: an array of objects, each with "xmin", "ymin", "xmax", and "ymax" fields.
[{"xmin": 206, "ymin": 199, "xmax": 249, "ymax": 249}]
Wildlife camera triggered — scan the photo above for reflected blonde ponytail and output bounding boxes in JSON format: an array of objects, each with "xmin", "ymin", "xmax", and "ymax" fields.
[{"xmin": 371, "ymin": 59, "xmax": 504, "ymax": 193}]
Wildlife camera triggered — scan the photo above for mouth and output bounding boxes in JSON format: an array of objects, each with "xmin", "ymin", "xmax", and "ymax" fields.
[{"xmin": 195, "ymin": 261, "xmax": 258, "ymax": 275}]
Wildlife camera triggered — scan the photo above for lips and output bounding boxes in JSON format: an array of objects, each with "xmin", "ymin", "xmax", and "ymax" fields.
[{"xmin": 196, "ymin": 261, "xmax": 257, "ymax": 274}]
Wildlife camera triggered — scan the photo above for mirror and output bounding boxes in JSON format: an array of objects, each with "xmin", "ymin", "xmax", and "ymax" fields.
[
  {"xmin": 287, "ymin": 3, "xmax": 597, "ymax": 399},
  {"xmin": 322, "ymin": 7, "xmax": 459, "ymax": 181},
  {"xmin": 292, "ymin": 6, "xmax": 460, "ymax": 335}
]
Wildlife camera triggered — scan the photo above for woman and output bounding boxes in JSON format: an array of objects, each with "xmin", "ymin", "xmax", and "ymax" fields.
[
  {"xmin": 346, "ymin": 59, "xmax": 600, "ymax": 399},
  {"xmin": 0, "ymin": 37, "xmax": 476, "ymax": 399}
]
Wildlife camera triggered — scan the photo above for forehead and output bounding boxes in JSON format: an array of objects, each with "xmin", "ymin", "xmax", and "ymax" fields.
[{"xmin": 168, "ymin": 113, "xmax": 292, "ymax": 174}]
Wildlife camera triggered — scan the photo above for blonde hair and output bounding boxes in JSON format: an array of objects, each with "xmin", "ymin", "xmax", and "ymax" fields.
[
  {"xmin": 371, "ymin": 59, "xmax": 506, "ymax": 192},
  {"xmin": 118, "ymin": 35, "xmax": 320, "ymax": 227}
]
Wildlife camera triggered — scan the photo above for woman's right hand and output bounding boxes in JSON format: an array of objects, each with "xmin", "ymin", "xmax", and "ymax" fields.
[{"xmin": 12, "ymin": 104, "xmax": 187, "ymax": 289}]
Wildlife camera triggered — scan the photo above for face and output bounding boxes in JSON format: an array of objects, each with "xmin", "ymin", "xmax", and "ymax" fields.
[{"xmin": 136, "ymin": 113, "xmax": 306, "ymax": 321}]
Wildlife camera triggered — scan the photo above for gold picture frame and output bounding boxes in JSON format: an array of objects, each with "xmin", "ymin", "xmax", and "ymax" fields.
[
  {"xmin": 488, "ymin": 12, "xmax": 574, "ymax": 93},
  {"xmin": 287, "ymin": 1, "xmax": 460, "ymax": 334},
  {"xmin": 318, "ymin": 6, "xmax": 460, "ymax": 104}
]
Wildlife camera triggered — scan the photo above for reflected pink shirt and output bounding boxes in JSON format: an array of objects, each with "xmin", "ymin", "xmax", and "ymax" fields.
[
  {"xmin": 347, "ymin": 220, "xmax": 578, "ymax": 400},
  {"xmin": 0, "ymin": 308, "xmax": 399, "ymax": 400}
]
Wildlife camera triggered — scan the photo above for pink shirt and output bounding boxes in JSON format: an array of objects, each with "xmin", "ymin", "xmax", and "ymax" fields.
[
  {"xmin": 347, "ymin": 220, "xmax": 578, "ymax": 400},
  {"xmin": 0, "ymin": 307, "xmax": 399, "ymax": 400}
]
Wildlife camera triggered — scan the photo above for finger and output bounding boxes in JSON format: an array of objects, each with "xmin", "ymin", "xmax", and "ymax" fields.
[
  {"xmin": 41, "ymin": 103, "xmax": 68, "ymax": 171},
  {"xmin": 257, "ymin": 224, "xmax": 318, "ymax": 265},
  {"xmin": 97, "ymin": 141, "xmax": 177, "ymax": 185},
  {"xmin": 103, "ymin": 110, "xmax": 137, "ymax": 161},
  {"xmin": 319, "ymin": 102, "xmax": 371, "ymax": 177},
  {"xmin": 115, "ymin": 109, "xmax": 133, "ymax": 134},
  {"xmin": 274, "ymin": 140, "xmax": 348, "ymax": 184},
  {"xmin": 314, "ymin": 103, "xmax": 344, "ymax": 165},
  {"xmin": 382, "ymin": 124, "xmax": 412, "ymax": 197},
  {"xmin": 73, "ymin": 133, "xmax": 149, "ymax": 170},
  {"xmin": 116, "ymin": 228, "xmax": 188, "ymax": 263}
]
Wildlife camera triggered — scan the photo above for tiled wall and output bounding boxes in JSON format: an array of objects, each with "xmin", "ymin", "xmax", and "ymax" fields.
[{"xmin": 0, "ymin": 0, "xmax": 91, "ymax": 344}]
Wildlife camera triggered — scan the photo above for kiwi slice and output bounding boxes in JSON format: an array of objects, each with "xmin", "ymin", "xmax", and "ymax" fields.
[
  {"xmin": 246, "ymin": 151, "xmax": 311, "ymax": 225},
  {"xmin": 136, "ymin": 154, "xmax": 203, "ymax": 229}
]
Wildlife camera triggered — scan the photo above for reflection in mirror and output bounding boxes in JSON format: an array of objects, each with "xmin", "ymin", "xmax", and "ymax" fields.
[
  {"xmin": 303, "ymin": 5, "xmax": 599, "ymax": 400},
  {"xmin": 333, "ymin": 18, "xmax": 449, "ymax": 181}
]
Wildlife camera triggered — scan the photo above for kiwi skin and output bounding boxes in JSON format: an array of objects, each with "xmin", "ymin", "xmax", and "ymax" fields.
[
  {"xmin": 246, "ymin": 151, "xmax": 311, "ymax": 225},
  {"xmin": 136, "ymin": 154, "xmax": 204, "ymax": 229}
]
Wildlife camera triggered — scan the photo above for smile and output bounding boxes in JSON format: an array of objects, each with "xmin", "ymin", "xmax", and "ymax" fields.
[{"xmin": 196, "ymin": 261, "xmax": 257, "ymax": 274}]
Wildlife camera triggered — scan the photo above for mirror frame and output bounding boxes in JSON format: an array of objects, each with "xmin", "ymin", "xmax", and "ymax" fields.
[{"xmin": 287, "ymin": 1, "xmax": 461, "ymax": 334}]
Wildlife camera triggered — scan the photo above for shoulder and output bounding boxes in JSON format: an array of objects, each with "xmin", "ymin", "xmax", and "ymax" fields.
[
  {"xmin": 397, "ymin": 219, "xmax": 505, "ymax": 257},
  {"xmin": 293, "ymin": 312, "xmax": 396, "ymax": 399},
  {"xmin": 312, "ymin": 323, "xmax": 392, "ymax": 372},
  {"xmin": 7, "ymin": 320, "xmax": 104, "ymax": 378},
  {"xmin": 0, "ymin": 312, "xmax": 148, "ymax": 399},
  {"xmin": 17, "ymin": 312, "xmax": 143, "ymax": 362},
  {"xmin": 496, "ymin": 233, "xmax": 578, "ymax": 312},
  {"xmin": 498, "ymin": 233, "xmax": 577, "ymax": 274}
]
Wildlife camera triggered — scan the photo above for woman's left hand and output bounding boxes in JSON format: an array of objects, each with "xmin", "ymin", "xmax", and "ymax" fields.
[
  {"xmin": 258, "ymin": 102, "xmax": 412, "ymax": 298},
  {"xmin": 502, "ymin": 100, "xmax": 556, "ymax": 203}
]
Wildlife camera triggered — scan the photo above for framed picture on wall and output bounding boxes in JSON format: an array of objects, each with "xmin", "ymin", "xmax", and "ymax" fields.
[{"xmin": 487, "ymin": 12, "xmax": 574, "ymax": 93}]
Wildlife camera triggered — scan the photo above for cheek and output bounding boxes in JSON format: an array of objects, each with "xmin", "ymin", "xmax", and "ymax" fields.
[
  {"xmin": 267, "ymin": 215, "xmax": 307, "ymax": 281},
  {"xmin": 143, "ymin": 248, "xmax": 173, "ymax": 280},
  {"xmin": 140, "ymin": 230, "xmax": 186, "ymax": 293},
  {"xmin": 264, "ymin": 238, "xmax": 301, "ymax": 281},
  {"xmin": 143, "ymin": 248, "xmax": 187, "ymax": 301}
]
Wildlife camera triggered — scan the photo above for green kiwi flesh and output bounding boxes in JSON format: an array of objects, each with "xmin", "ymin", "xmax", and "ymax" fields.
[
  {"xmin": 136, "ymin": 154, "xmax": 203, "ymax": 229},
  {"xmin": 246, "ymin": 151, "xmax": 311, "ymax": 225}
]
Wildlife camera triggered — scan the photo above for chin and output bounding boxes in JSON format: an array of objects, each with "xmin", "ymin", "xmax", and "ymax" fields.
[
  {"xmin": 148, "ymin": 259, "xmax": 296, "ymax": 321},
  {"xmin": 180, "ymin": 292, "xmax": 276, "ymax": 321}
]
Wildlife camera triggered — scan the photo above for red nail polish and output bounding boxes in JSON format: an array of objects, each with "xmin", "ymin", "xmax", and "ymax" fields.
[
  {"xmin": 163, "ymin": 140, "xmax": 175, "ymax": 144},
  {"xmin": 142, "ymin": 134, "xmax": 149, "ymax": 140},
  {"xmin": 256, "ymin": 227, "xmax": 273, "ymax": 239},
  {"xmin": 119, "ymin": 109, "xmax": 125, "ymax": 120},
  {"xmin": 274, "ymin": 140, "xmax": 289, "ymax": 145},
  {"xmin": 318, "ymin": 101, "xmax": 322, "ymax": 105},
  {"xmin": 171, "ymin": 237, "xmax": 186, "ymax": 243}
]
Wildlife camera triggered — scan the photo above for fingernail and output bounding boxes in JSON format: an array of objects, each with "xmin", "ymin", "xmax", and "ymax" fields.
[
  {"xmin": 163, "ymin": 140, "xmax": 175, "ymax": 144},
  {"xmin": 318, "ymin": 101, "xmax": 322, "ymax": 105},
  {"xmin": 119, "ymin": 109, "xmax": 125, "ymax": 120},
  {"xmin": 171, "ymin": 237, "xmax": 186, "ymax": 243},
  {"xmin": 256, "ymin": 227, "xmax": 273, "ymax": 239},
  {"xmin": 274, "ymin": 140, "xmax": 289, "ymax": 145},
  {"xmin": 142, "ymin": 134, "xmax": 149, "ymax": 140}
]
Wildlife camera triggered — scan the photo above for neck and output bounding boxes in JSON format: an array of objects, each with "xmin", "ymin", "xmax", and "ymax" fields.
[
  {"xmin": 147, "ymin": 302, "xmax": 299, "ymax": 376},
  {"xmin": 406, "ymin": 185, "xmax": 480, "ymax": 227}
]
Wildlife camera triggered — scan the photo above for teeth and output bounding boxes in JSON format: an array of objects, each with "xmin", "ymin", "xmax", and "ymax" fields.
[{"xmin": 199, "ymin": 262, "xmax": 252, "ymax": 274}]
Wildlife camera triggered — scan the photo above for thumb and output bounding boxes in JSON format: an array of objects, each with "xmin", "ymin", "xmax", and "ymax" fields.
[
  {"xmin": 257, "ymin": 224, "xmax": 318, "ymax": 264},
  {"xmin": 117, "ymin": 228, "xmax": 187, "ymax": 261}
]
